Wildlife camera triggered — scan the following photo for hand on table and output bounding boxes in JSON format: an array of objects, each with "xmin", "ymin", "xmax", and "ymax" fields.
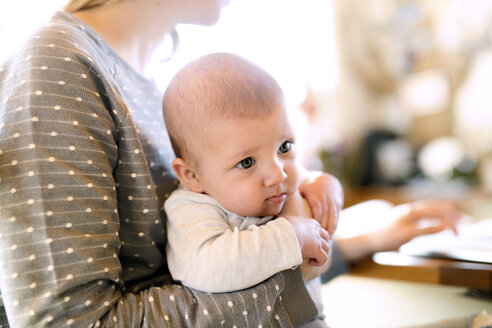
[{"xmin": 369, "ymin": 200, "xmax": 462, "ymax": 253}]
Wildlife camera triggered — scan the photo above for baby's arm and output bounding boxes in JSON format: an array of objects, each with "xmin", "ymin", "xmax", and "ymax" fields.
[
  {"xmin": 299, "ymin": 169, "xmax": 343, "ymax": 234},
  {"xmin": 165, "ymin": 192, "xmax": 305, "ymax": 293},
  {"xmin": 280, "ymin": 192, "xmax": 333, "ymax": 281},
  {"xmin": 280, "ymin": 189, "xmax": 313, "ymax": 218}
]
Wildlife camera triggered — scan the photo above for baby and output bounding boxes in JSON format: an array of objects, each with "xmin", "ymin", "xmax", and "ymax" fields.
[{"xmin": 163, "ymin": 53, "xmax": 332, "ymax": 325}]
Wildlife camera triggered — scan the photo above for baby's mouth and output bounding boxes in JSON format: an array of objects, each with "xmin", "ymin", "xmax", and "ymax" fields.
[{"xmin": 265, "ymin": 193, "xmax": 287, "ymax": 204}]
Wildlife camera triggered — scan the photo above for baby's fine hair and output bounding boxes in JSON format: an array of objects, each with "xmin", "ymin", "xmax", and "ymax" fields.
[{"xmin": 163, "ymin": 52, "xmax": 284, "ymax": 162}]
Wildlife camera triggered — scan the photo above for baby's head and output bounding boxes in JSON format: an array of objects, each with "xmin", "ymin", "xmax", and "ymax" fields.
[
  {"xmin": 163, "ymin": 53, "xmax": 299, "ymax": 217},
  {"xmin": 163, "ymin": 53, "xmax": 284, "ymax": 164}
]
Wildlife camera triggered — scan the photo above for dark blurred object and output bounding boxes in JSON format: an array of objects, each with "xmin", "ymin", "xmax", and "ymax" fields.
[
  {"xmin": 319, "ymin": 142, "xmax": 350, "ymax": 185},
  {"xmin": 353, "ymin": 130, "xmax": 417, "ymax": 186}
]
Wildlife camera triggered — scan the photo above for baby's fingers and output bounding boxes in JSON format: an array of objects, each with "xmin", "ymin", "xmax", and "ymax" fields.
[
  {"xmin": 325, "ymin": 197, "xmax": 340, "ymax": 236},
  {"xmin": 314, "ymin": 229, "xmax": 330, "ymax": 266},
  {"xmin": 308, "ymin": 198, "xmax": 322, "ymax": 224},
  {"xmin": 318, "ymin": 195, "xmax": 330, "ymax": 231},
  {"xmin": 311, "ymin": 244, "xmax": 329, "ymax": 266},
  {"xmin": 319, "ymin": 226, "xmax": 330, "ymax": 243},
  {"xmin": 309, "ymin": 195, "xmax": 337, "ymax": 235}
]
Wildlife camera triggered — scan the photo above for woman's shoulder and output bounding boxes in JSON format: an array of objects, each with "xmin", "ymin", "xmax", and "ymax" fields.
[
  {"xmin": 0, "ymin": 11, "xmax": 123, "ymax": 104},
  {"xmin": 1, "ymin": 11, "xmax": 109, "ymax": 77}
]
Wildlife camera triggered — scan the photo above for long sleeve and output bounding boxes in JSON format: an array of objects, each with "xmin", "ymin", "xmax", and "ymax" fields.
[
  {"xmin": 165, "ymin": 191, "xmax": 303, "ymax": 293},
  {"xmin": 0, "ymin": 18, "xmax": 132, "ymax": 326},
  {"xmin": 0, "ymin": 11, "xmax": 318, "ymax": 327}
]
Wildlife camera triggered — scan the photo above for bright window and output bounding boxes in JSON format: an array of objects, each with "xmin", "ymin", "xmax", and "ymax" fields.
[
  {"xmin": 1, "ymin": 0, "xmax": 339, "ymax": 109},
  {"xmin": 150, "ymin": 0, "xmax": 339, "ymax": 108}
]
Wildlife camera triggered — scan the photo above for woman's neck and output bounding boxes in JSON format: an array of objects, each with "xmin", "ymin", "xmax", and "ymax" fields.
[{"xmin": 73, "ymin": 0, "xmax": 178, "ymax": 75}]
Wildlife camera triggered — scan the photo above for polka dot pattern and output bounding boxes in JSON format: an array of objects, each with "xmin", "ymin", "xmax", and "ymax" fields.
[{"xmin": 0, "ymin": 10, "xmax": 315, "ymax": 328}]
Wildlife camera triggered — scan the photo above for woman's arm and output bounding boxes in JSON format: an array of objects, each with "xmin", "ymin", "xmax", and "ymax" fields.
[
  {"xmin": 106, "ymin": 266, "xmax": 318, "ymax": 327},
  {"xmin": 166, "ymin": 191, "xmax": 332, "ymax": 292},
  {"xmin": 336, "ymin": 200, "xmax": 461, "ymax": 263},
  {"xmin": 0, "ymin": 18, "xmax": 319, "ymax": 327}
]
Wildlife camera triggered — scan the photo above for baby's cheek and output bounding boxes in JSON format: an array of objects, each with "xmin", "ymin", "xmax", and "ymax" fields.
[
  {"xmin": 231, "ymin": 197, "xmax": 264, "ymax": 217},
  {"xmin": 285, "ymin": 164, "xmax": 301, "ymax": 191}
]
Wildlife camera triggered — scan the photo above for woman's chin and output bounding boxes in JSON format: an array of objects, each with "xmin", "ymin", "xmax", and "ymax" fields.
[{"xmin": 200, "ymin": 14, "xmax": 222, "ymax": 26}]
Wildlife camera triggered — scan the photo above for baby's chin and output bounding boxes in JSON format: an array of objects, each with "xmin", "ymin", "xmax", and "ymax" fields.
[
  {"xmin": 234, "ymin": 207, "xmax": 281, "ymax": 218},
  {"xmin": 268, "ymin": 207, "xmax": 284, "ymax": 217},
  {"xmin": 258, "ymin": 206, "xmax": 284, "ymax": 218}
]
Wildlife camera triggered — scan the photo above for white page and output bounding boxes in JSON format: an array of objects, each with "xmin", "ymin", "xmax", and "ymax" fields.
[{"xmin": 399, "ymin": 218, "xmax": 492, "ymax": 263}]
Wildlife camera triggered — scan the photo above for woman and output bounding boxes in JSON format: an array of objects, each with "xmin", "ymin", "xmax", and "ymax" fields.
[{"xmin": 0, "ymin": 0, "xmax": 343, "ymax": 326}]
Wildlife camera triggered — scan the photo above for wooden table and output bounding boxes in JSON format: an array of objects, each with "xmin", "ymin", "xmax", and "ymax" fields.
[{"xmin": 351, "ymin": 251, "xmax": 492, "ymax": 292}]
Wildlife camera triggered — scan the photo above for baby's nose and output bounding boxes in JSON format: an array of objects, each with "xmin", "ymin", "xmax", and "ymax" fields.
[{"xmin": 264, "ymin": 161, "xmax": 287, "ymax": 187}]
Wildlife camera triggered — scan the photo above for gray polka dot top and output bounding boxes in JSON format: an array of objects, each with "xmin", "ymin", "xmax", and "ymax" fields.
[{"xmin": 0, "ymin": 11, "xmax": 317, "ymax": 328}]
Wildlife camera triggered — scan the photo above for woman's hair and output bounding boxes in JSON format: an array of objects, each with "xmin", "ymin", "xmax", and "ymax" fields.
[{"xmin": 64, "ymin": 0, "xmax": 120, "ymax": 13}]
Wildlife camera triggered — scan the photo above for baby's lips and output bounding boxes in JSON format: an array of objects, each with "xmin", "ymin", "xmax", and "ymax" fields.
[{"xmin": 265, "ymin": 193, "xmax": 286, "ymax": 204}]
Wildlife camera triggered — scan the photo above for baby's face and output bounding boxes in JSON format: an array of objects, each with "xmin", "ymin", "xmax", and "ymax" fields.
[{"xmin": 193, "ymin": 106, "xmax": 300, "ymax": 217}]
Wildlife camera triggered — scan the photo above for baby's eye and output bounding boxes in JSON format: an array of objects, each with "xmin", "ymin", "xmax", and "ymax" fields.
[
  {"xmin": 278, "ymin": 140, "xmax": 292, "ymax": 154},
  {"xmin": 236, "ymin": 157, "xmax": 255, "ymax": 169}
]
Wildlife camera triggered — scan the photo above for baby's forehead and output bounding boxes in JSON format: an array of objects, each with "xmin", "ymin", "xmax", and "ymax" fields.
[
  {"xmin": 202, "ymin": 104, "xmax": 294, "ymax": 138},
  {"xmin": 191, "ymin": 105, "xmax": 296, "ymax": 165}
]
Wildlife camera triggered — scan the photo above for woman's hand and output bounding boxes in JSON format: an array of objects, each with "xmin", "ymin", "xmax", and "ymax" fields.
[
  {"xmin": 299, "ymin": 171, "xmax": 344, "ymax": 236},
  {"xmin": 336, "ymin": 200, "xmax": 462, "ymax": 263},
  {"xmin": 371, "ymin": 200, "xmax": 461, "ymax": 252}
]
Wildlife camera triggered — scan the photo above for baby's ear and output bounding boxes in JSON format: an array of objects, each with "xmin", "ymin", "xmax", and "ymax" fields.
[{"xmin": 172, "ymin": 157, "xmax": 204, "ymax": 193}]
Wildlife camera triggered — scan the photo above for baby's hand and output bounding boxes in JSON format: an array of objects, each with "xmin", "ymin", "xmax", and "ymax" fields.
[
  {"xmin": 300, "ymin": 242, "xmax": 333, "ymax": 281},
  {"xmin": 282, "ymin": 215, "xmax": 331, "ymax": 266},
  {"xmin": 299, "ymin": 172, "xmax": 343, "ymax": 235}
]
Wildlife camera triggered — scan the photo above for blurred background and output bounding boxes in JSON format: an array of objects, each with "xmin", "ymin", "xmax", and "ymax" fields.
[
  {"xmin": 2, "ymin": 0, "xmax": 492, "ymax": 217},
  {"xmin": 2, "ymin": 2, "xmax": 492, "ymax": 325}
]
